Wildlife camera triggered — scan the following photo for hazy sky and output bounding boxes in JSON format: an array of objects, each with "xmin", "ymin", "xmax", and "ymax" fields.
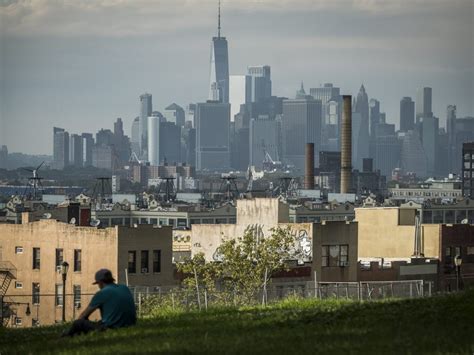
[{"xmin": 1, "ymin": 0, "xmax": 473, "ymax": 155}]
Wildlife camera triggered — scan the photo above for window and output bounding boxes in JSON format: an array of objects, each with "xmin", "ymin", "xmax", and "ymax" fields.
[
  {"xmin": 73, "ymin": 285, "xmax": 81, "ymax": 308},
  {"xmin": 128, "ymin": 251, "xmax": 137, "ymax": 273},
  {"xmin": 150, "ymin": 218, "xmax": 158, "ymax": 226},
  {"xmin": 153, "ymin": 250, "xmax": 161, "ymax": 273},
  {"xmin": 321, "ymin": 245, "xmax": 349, "ymax": 267},
  {"xmin": 32, "ymin": 319, "xmax": 40, "ymax": 327},
  {"xmin": 74, "ymin": 249, "xmax": 82, "ymax": 272},
  {"xmin": 141, "ymin": 250, "xmax": 149, "ymax": 273},
  {"xmin": 32, "ymin": 248, "xmax": 40, "ymax": 270},
  {"xmin": 55, "ymin": 249, "xmax": 64, "ymax": 268},
  {"xmin": 15, "ymin": 281, "xmax": 23, "ymax": 289},
  {"xmin": 445, "ymin": 247, "xmax": 451, "ymax": 257},
  {"xmin": 15, "ymin": 317, "xmax": 22, "ymax": 326},
  {"xmin": 32, "ymin": 283, "xmax": 40, "ymax": 305},
  {"xmin": 445, "ymin": 247, "xmax": 452, "ymax": 264},
  {"xmin": 55, "ymin": 284, "xmax": 63, "ymax": 306},
  {"xmin": 15, "ymin": 246, "xmax": 23, "ymax": 254},
  {"xmin": 468, "ymin": 246, "xmax": 474, "ymax": 255},
  {"xmin": 454, "ymin": 246, "xmax": 461, "ymax": 257}
]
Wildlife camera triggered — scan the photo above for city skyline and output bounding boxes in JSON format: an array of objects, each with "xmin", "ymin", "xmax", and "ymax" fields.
[{"xmin": 1, "ymin": 0, "xmax": 473, "ymax": 154}]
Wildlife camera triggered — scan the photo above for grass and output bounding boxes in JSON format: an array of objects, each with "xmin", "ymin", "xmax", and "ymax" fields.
[{"xmin": 1, "ymin": 291, "xmax": 474, "ymax": 354}]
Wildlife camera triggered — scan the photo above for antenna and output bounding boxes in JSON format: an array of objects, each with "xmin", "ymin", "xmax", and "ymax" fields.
[{"xmin": 218, "ymin": 0, "xmax": 221, "ymax": 38}]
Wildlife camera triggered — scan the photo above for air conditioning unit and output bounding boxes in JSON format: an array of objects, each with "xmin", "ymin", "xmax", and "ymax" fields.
[{"xmin": 141, "ymin": 268, "xmax": 148, "ymax": 273}]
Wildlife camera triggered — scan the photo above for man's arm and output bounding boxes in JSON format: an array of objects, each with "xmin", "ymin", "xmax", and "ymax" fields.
[{"xmin": 78, "ymin": 305, "xmax": 99, "ymax": 320}]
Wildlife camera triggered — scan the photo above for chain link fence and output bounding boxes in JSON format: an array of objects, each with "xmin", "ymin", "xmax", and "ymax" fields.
[{"xmin": 2, "ymin": 280, "xmax": 433, "ymax": 328}]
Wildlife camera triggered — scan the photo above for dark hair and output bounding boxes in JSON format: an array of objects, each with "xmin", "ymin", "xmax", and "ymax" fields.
[{"xmin": 103, "ymin": 271, "xmax": 115, "ymax": 284}]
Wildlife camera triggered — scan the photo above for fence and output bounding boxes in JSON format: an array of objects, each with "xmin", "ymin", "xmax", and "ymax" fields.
[{"xmin": 2, "ymin": 280, "xmax": 433, "ymax": 328}]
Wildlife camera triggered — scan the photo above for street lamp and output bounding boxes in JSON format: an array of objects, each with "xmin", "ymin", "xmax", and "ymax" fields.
[
  {"xmin": 61, "ymin": 261, "xmax": 69, "ymax": 322},
  {"xmin": 454, "ymin": 255, "xmax": 462, "ymax": 292}
]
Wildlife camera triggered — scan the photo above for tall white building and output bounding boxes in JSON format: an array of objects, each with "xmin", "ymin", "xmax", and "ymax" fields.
[
  {"xmin": 147, "ymin": 114, "xmax": 160, "ymax": 166},
  {"xmin": 229, "ymin": 75, "xmax": 251, "ymax": 122}
]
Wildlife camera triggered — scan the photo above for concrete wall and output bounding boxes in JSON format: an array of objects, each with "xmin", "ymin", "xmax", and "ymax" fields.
[
  {"xmin": 312, "ymin": 221, "xmax": 358, "ymax": 282},
  {"xmin": 355, "ymin": 208, "xmax": 440, "ymax": 259},
  {"xmin": 0, "ymin": 220, "xmax": 118, "ymax": 327},
  {"xmin": 236, "ymin": 198, "xmax": 289, "ymax": 225},
  {"xmin": 116, "ymin": 225, "xmax": 175, "ymax": 287}
]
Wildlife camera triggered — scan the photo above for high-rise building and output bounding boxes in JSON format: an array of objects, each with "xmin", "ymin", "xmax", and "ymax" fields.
[
  {"xmin": 247, "ymin": 65, "xmax": 271, "ymax": 103},
  {"xmin": 131, "ymin": 117, "xmax": 140, "ymax": 156},
  {"xmin": 422, "ymin": 115, "xmax": 439, "ymax": 175},
  {"xmin": 139, "ymin": 93, "xmax": 153, "ymax": 157},
  {"xmin": 53, "ymin": 127, "xmax": 69, "ymax": 170},
  {"xmin": 416, "ymin": 87, "xmax": 432, "ymax": 123},
  {"xmin": 373, "ymin": 124, "xmax": 400, "ymax": 178},
  {"xmin": 92, "ymin": 145, "xmax": 114, "ymax": 170},
  {"xmin": 113, "ymin": 118, "xmax": 131, "ymax": 164},
  {"xmin": 195, "ymin": 101, "xmax": 230, "ymax": 170},
  {"xmin": 147, "ymin": 115, "xmax": 160, "ymax": 166},
  {"xmin": 353, "ymin": 85, "xmax": 370, "ymax": 170},
  {"xmin": 282, "ymin": 97, "xmax": 322, "ymax": 171},
  {"xmin": 81, "ymin": 133, "xmax": 94, "ymax": 167},
  {"xmin": 69, "ymin": 134, "xmax": 83, "ymax": 167},
  {"xmin": 208, "ymin": 2, "xmax": 229, "ymax": 103},
  {"xmin": 229, "ymin": 75, "xmax": 251, "ymax": 121},
  {"xmin": 447, "ymin": 113, "xmax": 474, "ymax": 175},
  {"xmin": 369, "ymin": 99, "xmax": 380, "ymax": 139},
  {"xmin": 400, "ymin": 97, "xmax": 415, "ymax": 132},
  {"xmin": 400, "ymin": 130, "xmax": 427, "ymax": 178},
  {"xmin": 164, "ymin": 103, "xmax": 185, "ymax": 127},
  {"xmin": 462, "ymin": 142, "xmax": 474, "ymax": 198},
  {"xmin": 0, "ymin": 145, "xmax": 8, "ymax": 169},
  {"xmin": 249, "ymin": 116, "xmax": 279, "ymax": 169},
  {"xmin": 96, "ymin": 129, "xmax": 114, "ymax": 147},
  {"xmin": 160, "ymin": 122, "xmax": 181, "ymax": 164}
]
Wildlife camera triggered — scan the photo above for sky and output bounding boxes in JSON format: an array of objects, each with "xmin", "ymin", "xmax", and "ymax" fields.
[{"xmin": 1, "ymin": 0, "xmax": 473, "ymax": 155}]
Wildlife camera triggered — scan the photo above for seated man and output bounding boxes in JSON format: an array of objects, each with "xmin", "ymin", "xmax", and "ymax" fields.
[{"xmin": 64, "ymin": 269, "xmax": 136, "ymax": 337}]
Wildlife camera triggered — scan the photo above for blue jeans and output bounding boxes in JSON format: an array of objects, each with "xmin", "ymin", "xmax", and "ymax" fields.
[{"xmin": 65, "ymin": 319, "xmax": 107, "ymax": 337}]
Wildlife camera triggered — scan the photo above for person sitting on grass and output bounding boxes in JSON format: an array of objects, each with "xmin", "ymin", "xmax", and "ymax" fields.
[{"xmin": 63, "ymin": 269, "xmax": 136, "ymax": 337}]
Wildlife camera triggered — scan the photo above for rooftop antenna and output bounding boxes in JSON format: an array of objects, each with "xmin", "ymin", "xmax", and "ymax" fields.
[
  {"xmin": 218, "ymin": 0, "xmax": 221, "ymax": 38},
  {"xmin": 22, "ymin": 161, "xmax": 45, "ymax": 201}
]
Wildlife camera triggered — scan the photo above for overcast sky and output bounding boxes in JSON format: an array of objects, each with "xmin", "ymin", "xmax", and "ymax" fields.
[{"xmin": 1, "ymin": 0, "xmax": 473, "ymax": 155}]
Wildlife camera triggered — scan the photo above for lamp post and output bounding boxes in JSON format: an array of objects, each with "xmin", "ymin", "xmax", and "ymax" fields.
[
  {"xmin": 454, "ymin": 255, "xmax": 462, "ymax": 292},
  {"xmin": 61, "ymin": 261, "xmax": 69, "ymax": 322}
]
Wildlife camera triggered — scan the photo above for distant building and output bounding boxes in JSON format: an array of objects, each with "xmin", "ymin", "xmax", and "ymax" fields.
[
  {"xmin": 147, "ymin": 114, "xmax": 160, "ymax": 166},
  {"xmin": 81, "ymin": 133, "xmax": 94, "ymax": 167},
  {"xmin": 131, "ymin": 117, "xmax": 140, "ymax": 157},
  {"xmin": 462, "ymin": 142, "xmax": 474, "ymax": 198},
  {"xmin": 369, "ymin": 98, "xmax": 380, "ymax": 139},
  {"xmin": 160, "ymin": 122, "xmax": 181, "ymax": 165},
  {"xmin": 400, "ymin": 130, "xmax": 427, "ymax": 178},
  {"xmin": 282, "ymin": 97, "xmax": 322, "ymax": 171},
  {"xmin": 95, "ymin": 129, "xmax": 114, "ymax": 147},
  {"xmin": 400, "ymin": 97, "xmax": 415, "ymax": 132},
  {"xmin": 247, "ymin": 65, "xmax": 271, "ymax": 103},
  {"xmin": 416, "ymin": 87, "xmax": 432, "ymax": 123},
  {"xmin": 164, "ymin": 103, "xmax": 185, "ymax": 127},
  {"xmin": 249, "ymin": 116, "xmax": 279, "ymax": 169},
  {"xmin": 353, "ymin": 85, "xmax": 370, "ymax": 171},
  {"xmin": 208, "ymin": 4, "xmax": 229, "ymax": 103},
  {"xmin": 92, "ymin": 145, "xmax": 114, "ymax": 170},
  {"xmin": 0, "ymin": 145, "xmax": 8, "ymax": 169},
  {"xmin": 373, "ymin": 123, "xmax": 400, "ymax": 178},
  {"xmin": 69, "ymin": 134, "xmax": 83, "ymax": 167},
  {"xmin": 53, "ymin": 127, "xmax": 69, "ymax": 170},
  {"xmin": 195, "ymin": 101, "xmax": 230, "ymax": 171},
  {"xmin": 113, "ymin": 118, "xmax": 131, "ymax": 164},
  {"xmin": 139, "ymin": 93, "xmax": 153, "ymax": 158},
  {"xmin": 421, "ymin": 116, "xmax": 439, "ymax": 175},
  {"xmin": 229, "ymin": 75, "xmax": 251, "ymax": 121}
]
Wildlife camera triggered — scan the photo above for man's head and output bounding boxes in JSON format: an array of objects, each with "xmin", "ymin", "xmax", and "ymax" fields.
[{"xmin": 93, "ymin": 269, "xmax": 115, "ymax": 289}]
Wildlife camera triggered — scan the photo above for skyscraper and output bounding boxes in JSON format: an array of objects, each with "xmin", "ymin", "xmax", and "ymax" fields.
[
  {"xmin": 400, "ymin": 97, "xmax": 415, "ymax": 132},
  {"xmin": 131, "ymin": 117, "xmax": 140, "ymax": 157},
  {"xmin": 147, "ymin": 115, "xmax": 160, "ymax": 166},
  {"xmin": 195, "ymin": 101, "xmax": 230, "ymax": 170},
  {"xmin": 282, "ymin": 97, "xmax": 322, "ymax": 171},
  {"xmin": 247, "ymin": 65, "xmax": 271, "ymax": 103},
  {"xmin": 208, "ymin": 1, "xmax": 229, "ymax": 103},
  {"xmin": 249, "ymin": 116, "xmax": 279, "ymax": 169},
  {"xmin": 69, "ymin": 134, "xmax": 83, "ymax": 167},
  {"xmin": 164, "ymin": 103, "xmax": 185, "ymax": 127},
  {"xmin": 353, "ymin": 85, "xmax": 370, "ymax": 170},
  {"xmin": 53, "ymin": 127, "xmax": 69, "ymax": 170},
  {"xmin": 369, "ymin": 99, "xmax": 380, "ymax": 139},
  {"xmin": 422, "ymin": 115, "xmax": 439, "ymax": 175},
  {"xmin": 416, "ymin": 87, "xmax": 432, "ymax": 123},
  {"xmin": 229, "ymin": 75, "xmax": 251, "ymax": 121},
  {"xmin": 81, "ymin": 133, "xmax": 94, "ymax": 167},
  {"xmin": 0, "ymin": 145, "xmax": 8, "ymax": 169},
  {"xmin": 139, "ymin": 93, "xmax": 152, "ymax": 158},
  {"xmin": 400, "ymin": 130, "xmax": 427, "ymax": 178}
]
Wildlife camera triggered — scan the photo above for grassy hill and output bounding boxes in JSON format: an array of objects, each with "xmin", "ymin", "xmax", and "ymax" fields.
[{"xmin": 1, "ymin": 291, "xmax": 473, "ymax": 354}]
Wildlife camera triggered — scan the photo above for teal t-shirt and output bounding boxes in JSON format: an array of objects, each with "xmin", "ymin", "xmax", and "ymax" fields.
[{"xmin": 89, "ymin": 284, "xmax": 136, "ymax": 328}]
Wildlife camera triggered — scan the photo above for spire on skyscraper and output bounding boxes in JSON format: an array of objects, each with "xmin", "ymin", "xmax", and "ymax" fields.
[{"xmin": 218, "ymin": 0, "xmax": 221, "ymax": 38}]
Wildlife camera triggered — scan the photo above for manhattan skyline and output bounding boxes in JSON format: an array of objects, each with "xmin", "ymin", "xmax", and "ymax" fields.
[{"xmin": 1, "ymin": 0, "xmax": 473, "ymax": 154}]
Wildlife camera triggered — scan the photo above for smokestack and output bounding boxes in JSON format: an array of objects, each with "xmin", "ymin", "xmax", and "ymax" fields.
[
  {"xmin": 305, "ymin": 143, "xmax": 315, "ymax": 190},
  {"xmin": 340, "ymin": 95, "xmax": 352, "ymax": 193}
]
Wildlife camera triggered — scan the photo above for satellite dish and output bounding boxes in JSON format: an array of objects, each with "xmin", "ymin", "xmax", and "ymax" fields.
[
  {"xmin": 90, "ymin": 219, "xmax": 101, "ymax": 227},
  {"xmin": 461, "ymin": 219, "xmax": 468, "ymax": 224},
  {"xmin": 42, "ymin": 213, "xmax": 52, "ymax": 219},
  {"xmin": 69, "ymin": 217, "xmax": 76, "ymax": 225}
]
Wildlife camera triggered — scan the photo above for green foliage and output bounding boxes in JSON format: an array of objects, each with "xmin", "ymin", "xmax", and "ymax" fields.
[{"xmin": 1, "ymin": 291, "xmax": 473, "ymax": 354}]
